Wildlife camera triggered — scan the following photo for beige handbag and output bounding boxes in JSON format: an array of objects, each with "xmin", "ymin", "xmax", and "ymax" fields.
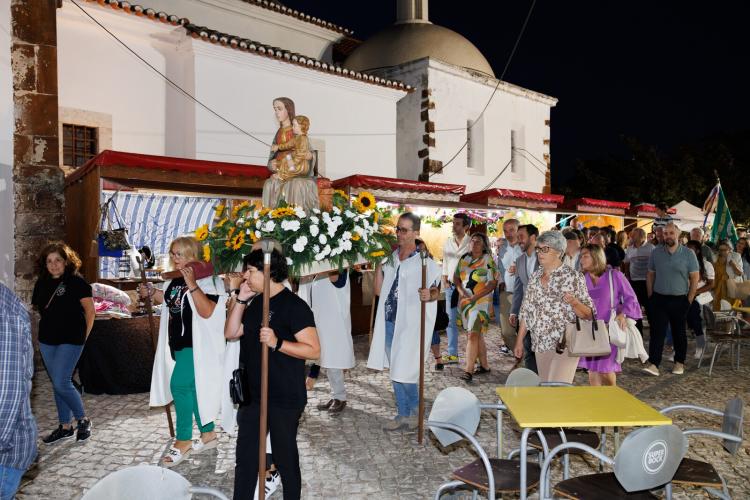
[{"xmin": 563, "ymin": 316, "xmax": 611, "ymax": 357}]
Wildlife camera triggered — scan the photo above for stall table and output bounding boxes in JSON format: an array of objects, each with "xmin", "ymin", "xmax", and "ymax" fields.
[
  {"xmin": 78, "ymin": 315, "xmax": 157, "ymax": 395},
  {"xmin": 496, "ymin": 386, "xmax": 672, "ymax": 500}
]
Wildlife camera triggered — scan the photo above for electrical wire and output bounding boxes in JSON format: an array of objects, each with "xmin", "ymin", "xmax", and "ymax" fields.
[
  {"xmin": 430, "ymin": 0, "xmax": 537, "ymax": 178},
  {"xmin": 70, "ymin": 0, "xmax": 270, "ymax": 147}
]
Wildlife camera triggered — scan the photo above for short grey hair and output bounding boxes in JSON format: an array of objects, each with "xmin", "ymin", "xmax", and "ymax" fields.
[
  {"xmin": 690, "ymin": 227, "xmax": 704, "ymax": 236},
  {"xmin": 537, "ymin": 230, "xmax": 567, "ymax": 256}
]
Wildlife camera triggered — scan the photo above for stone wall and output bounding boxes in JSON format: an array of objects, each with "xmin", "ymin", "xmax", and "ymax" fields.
[{"xmin": 11, "ymin": 0, "xmax": 64, "ymax": 302}]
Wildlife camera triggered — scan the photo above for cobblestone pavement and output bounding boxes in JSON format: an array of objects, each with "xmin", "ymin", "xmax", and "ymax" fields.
[{"xmin": 19, "ymin": 323, "xmax": 750, "ymax": 499}]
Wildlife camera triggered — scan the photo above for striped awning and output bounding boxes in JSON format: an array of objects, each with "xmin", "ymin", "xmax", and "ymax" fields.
[{"xmin": 99, "ymin": 191, "xmax": 222, "ymax": 278}]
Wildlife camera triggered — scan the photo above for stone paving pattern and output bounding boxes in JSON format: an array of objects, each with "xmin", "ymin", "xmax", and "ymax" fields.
[{"xmin": 18, "ymin": 323, "xmax": 750, "ymax": 499}]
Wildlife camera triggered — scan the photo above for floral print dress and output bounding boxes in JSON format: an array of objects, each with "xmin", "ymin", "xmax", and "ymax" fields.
[{"xmin": 455, "ymin": 253, "xmax": 499, "ymax": 335}]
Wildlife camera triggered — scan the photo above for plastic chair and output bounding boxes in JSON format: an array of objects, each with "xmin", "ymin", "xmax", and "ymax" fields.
[
  {"xmin": 699, "ymin": 306, "xmax": 750, "ymax": 375},
  {"xmin": 80, "ymin": 465, "xmax": 230, "ymax": 500},
  {"xmin": 428, "ymin": 387, "xmax": 540, "ymax": 500},
  {"xmin": 539, "ymin": 424, "xmax": 687, "ymax": 500},
  {"xmin": 660, "ymin": 397, "xmax": 744, "ymax": 500}
]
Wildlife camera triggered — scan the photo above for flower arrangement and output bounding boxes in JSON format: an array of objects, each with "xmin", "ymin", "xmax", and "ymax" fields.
[{"xmin": 195, "ymin": 191, "xmax": 395, "ymax": 276}]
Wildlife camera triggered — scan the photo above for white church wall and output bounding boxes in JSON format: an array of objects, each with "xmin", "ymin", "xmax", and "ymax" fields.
[
  {"xmin": 57, "ymin": 4, "xmax": 173, "ymax": 156},
  {"xmin": 1, "ymin": 0, "xmax": 14, "ymax": 286},
  {"xmin": 192, "ymin": 43, "xmax": 404, "ymax": 181},
  {"xmin": 426, "ymin": 62, "xmax": 553, "ymax": 193},
  {"xmin": 142, "ymin": 0, "xmax": 343, "ymax": 62}
]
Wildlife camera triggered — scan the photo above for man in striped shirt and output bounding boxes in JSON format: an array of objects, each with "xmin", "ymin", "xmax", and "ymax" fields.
[{"xmin": 0, "ymin": 283, "xmax": 37, "ymax": 498}]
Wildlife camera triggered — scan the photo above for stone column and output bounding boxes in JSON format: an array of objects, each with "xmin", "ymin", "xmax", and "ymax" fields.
[{"xmin": 11, "ymin": 0, "xmax": 64, "ymax": 302}]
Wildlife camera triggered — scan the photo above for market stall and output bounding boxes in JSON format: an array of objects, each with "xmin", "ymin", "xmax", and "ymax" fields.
[
  {"xmin": 459, "ymin": 188, "xmax": 563, "ymax": 232},
  {"xmin": 625, "ymin": 203, "xmax": 678, "ymax": 233},
  {"xmin": 64, "ymin": 149, "xmax": 271, "ymax": 394},
  {"xmin": 561, "ymin": 197, "xmax": 631, "ymax": 231}
]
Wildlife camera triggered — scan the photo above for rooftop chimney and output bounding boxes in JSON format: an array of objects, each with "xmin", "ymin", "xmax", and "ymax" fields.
[{"xmin": 396, "ymin": 0, "xmax": 430, "ymax": 24}]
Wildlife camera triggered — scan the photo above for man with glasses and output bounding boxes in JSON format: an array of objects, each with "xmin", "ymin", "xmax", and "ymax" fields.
[
  {"xmin": 367, "ymin": 212, "xmax": 441, "ymax": 432},
  {"xmin": 509, "ymin": 224, "xmax": 540, "ymax": 373},
  {"xmin": 440, "ymin": 213, "xmax": 471, "ymax": 365}
]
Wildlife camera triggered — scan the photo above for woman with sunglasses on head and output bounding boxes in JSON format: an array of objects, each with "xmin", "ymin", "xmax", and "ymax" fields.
[
  {"xmin": 577, "ymin": 244, "xmax": 641, "ymax": 386},
  {"xmin": 514, "ymin": 231, "xmax": 596, "ymax": 383},
  {"xmin": 32, "ymin": 241, "xmax": 95, "ymax": 444},
  {"xmin": 146, "ymin": 236, "xmax": 227, "ymax": 468},
  {"xmin": 453, "ymin": 232, "xmax": 499, "ymax": 382}
]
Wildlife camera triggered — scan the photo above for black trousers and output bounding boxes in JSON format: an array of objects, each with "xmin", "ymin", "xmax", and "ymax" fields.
[
  {"xmin": 648, "ymin": 293, "xmax": 690, "ymax": 367},
  {"xmin": 233, "ymin": 401, "xmax": 304, "ymax": 500},
  {"xmin": 630, "ymin": 279, "xmax": 649, "ymax": 336},
  {"xmin": 524, "ymin": 332, "xmax": 538, "ymax": 374}
]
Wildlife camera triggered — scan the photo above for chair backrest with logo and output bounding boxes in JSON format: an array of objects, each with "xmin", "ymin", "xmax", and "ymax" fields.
[{"xmin": 613, "ymin": 425, "xmax": 687, "ymax": 492}]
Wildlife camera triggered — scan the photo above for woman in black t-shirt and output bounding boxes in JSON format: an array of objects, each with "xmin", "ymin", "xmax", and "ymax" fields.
[
  {"xmin": 31, "ymin": 242, "xmax": 95, "ymax": 445},
  {"xmin": 225, "ymin": 248, "xmax": 320, "ymax": 500}
]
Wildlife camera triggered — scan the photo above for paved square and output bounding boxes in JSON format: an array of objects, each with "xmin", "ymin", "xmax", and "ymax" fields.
[{"xmin": 18, "ymin": 324, "xmax": 750, "ymax": 499}]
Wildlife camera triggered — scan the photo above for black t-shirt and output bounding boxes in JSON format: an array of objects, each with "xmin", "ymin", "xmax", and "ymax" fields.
[
  {"xmin": 32, "ymin": 274, "xmax": 92, "ymax": 345},
  {"xmin": 164, "ymin": 277, "xmax": 218, "ymax": 354},
  {"xmin": 240, "ymin": 288, "xmax": 316, "ymax": 410}
]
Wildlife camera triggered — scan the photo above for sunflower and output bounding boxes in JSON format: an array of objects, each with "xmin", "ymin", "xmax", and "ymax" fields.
[
  {"xmin": 259, "ymin": 208, "xmax": 271, "ymax": 217},
  {"xmin": 232, "ymin": 200, "xmax": 250, "ymax": 217},
  {"xmin": 271, "ymin": 207, "xmax": 296, "ymax": 219},
  {"xmin": 194, "ymin": 224, "xmax": 209, "ymax": 241},
  {"xmin": 356, "ymin": 191, "xmax": 376, "ymax": 211},
  {"xmin": 231, "ymin": 232, "xmax": 246, "ymax": 250},
  {"xmin": 249, "ymin": 230, "xmax": 259, "ymax": 243},
  {"xmin": 372, "ymin": 212, "xmax": 380, "ymax": 223},
  {"xmin": 214, "ymin": 204, "xmax": 225, "ymax": 218},
  {"xmin": 202, "ymin": 244, "xmax": 211, "ymax": 262},
  {"xmin": 369, "ymin": 250, "xmax": 386, "ymax": 258},
  {"xmin": 216, "ymin": 218, "xmax": 228, "ymax": 228},
  {"xmin": 351, "ymin": 233, "xmax": 361, "ymax": 241}
]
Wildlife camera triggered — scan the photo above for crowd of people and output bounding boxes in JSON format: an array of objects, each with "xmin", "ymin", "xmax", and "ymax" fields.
[{"xmin": 1, "ymin": 206, "xmax": 749, "ymax": 499}]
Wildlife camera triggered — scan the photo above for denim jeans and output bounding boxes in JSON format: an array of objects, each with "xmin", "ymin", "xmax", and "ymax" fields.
[
  {"xmin": 39, "ymin": 343, "xmax": 85, "ymax": 424},
  {"xmin": 0, "ymin": 465, "xmax": 24, "ymax": 500},
  {"xmin": 444, "ymin": 286, "xmax": 459, "ymax": 356},
  {"xmin": 384, "ymin": 320, "xmax": 419, "ymax": 417}
]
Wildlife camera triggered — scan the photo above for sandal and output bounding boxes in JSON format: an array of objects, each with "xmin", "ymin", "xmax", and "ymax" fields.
[
  {"xmin": 474, "ymin": 366, "xmax": 491, "ymax": 375},
  {"xmin": 162, "ymin": 446, "xmax": 191, "ymax": 468},
  {"xmin": 192, "ymin": 437, "xmax": 218, "ymax": 454},
  {"xmin": 459, "ymin": 371, "xmax": 473, "ymax": 382}
]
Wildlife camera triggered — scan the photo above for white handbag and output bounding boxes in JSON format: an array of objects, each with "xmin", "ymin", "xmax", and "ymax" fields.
[{"xmin": 606, "ymin": 270, "xmax": 628, "ymax": 348}]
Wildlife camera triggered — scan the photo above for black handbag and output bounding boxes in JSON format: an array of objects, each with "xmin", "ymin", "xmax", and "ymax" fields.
[
  {"xmin": 229, "ymin": 364, "xmax": 248, "ymax": 405},
  {"xmin": 434, "ymin": 299, "xmax": 449, "ymax": 331}
]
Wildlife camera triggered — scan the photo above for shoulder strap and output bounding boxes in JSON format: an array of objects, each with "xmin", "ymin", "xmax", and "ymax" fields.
[
  {"xmin": 608, "ymin": 269, "xmax": 616, "ymax": 314},
  {"xmin": 45, "ymin": 281, "xmax": 64, "ymax": 310}
]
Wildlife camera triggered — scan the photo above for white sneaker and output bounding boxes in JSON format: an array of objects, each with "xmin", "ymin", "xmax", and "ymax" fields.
[
  {"xmin": 694, "ymin": 346, "xmax": 705, "ymax": 360},
  {"xmin": 641, "ymin": 363, "xmax": 660, "ymax": 376},
  {"xmin": 253, "ymin": 470, "xmax": 280, "ymax": 500},
  {"xmin": 672, "ymin": 362, "xmax": 685, "ymax": 375}
]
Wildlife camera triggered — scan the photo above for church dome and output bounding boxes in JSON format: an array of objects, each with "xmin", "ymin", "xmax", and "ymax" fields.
[{"xmin": 344, "ymin": 22, "xmax": 495, "ymax": 77}]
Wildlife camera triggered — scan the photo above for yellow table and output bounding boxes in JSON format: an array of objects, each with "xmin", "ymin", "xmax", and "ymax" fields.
[{"xmin": 496, "ymin": 386, "xmax": 672, "ymax": 499}]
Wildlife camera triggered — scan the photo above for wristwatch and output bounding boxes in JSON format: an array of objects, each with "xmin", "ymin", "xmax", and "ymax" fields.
[
  {"xmin": 236, "ymin": 297, "xmax": 250, "ymax": 305},
  {"xmin": 274, "ymin": 337, "xmax": 284, "ymax": 352}
]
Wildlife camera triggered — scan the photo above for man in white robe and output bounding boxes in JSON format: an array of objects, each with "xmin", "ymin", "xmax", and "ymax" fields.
[{"xmin": 367, "ymin": 212, "xmax": 441, "ymax": 431}]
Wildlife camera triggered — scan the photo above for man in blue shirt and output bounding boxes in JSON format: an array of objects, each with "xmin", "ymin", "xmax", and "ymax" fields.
[
  {"xmin": 643, "ymin": 223, "xmax": 699, "ymax": 376},
  {"xmin": 0, "ymin": 283, "xmax": 37, "ymax": 499}
]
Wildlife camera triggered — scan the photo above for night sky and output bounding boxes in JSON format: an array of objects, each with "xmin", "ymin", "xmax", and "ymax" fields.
[{"xmin": 283, "ymin": 1, "xmax": 750, "ymax": 187}]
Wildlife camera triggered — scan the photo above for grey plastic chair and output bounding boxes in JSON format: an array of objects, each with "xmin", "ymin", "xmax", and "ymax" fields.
[
  {"xmin": 428, "ymin": 387, "xmax": 541, "ymax": 500},
  {"xmin": 660, "ymin": 397, "xmax": 744, "ymax": 500},
  {"xmin": 539, "ymin": 424, "xmax": 687, "ymax": 500},
  {"xmin": 80, "ymin": 465, "xmax": 230, "ymax": 500},
  {"xmin": 699, "ymin": 306, "xmax": 750, "ymax": 375}
]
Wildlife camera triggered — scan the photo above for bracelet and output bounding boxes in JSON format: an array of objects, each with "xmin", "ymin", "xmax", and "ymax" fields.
[
  {"xmin": 235, "ymin": 297, "xmax": 250, "ymax": 305},
  {"xmin": 189, "ymin": 287, "xmax": 199, "ymax": 294},
  {"xmin": 274, "ymin": 337, "xmax": 284, "ymax": 352}
]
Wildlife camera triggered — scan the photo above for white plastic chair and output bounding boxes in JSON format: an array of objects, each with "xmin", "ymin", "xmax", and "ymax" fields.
[{"xmin": 80, "ymin": 465, "xmax": 230, "ymax": 500}]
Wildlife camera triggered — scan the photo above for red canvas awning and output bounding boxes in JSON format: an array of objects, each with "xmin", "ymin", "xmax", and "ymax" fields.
[
  {"xmin": 66, "ymin": 150, "xmax": 270, "ymax": 186},
  {"xmin": 564, "ymin": 197, "xmax": 630, "ymax": 215},
  {"xmin": 628, "ymin": 203, "xmax": 678, "ymax": 218},
  {"xmin": 460, "ymin": 188, "xmax": 564, "ymax": 210},
  {"xmin": 332, "ymin": 174, "xmax": 465, "ymax": 203}
]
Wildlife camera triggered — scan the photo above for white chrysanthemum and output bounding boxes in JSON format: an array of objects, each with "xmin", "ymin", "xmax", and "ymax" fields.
[
  {"xmin": 332, "ymin": 206, "xmax": 341, "ymax": 215},
  {"xmin": 309, "ymin": 225, "xmax": 319, "ymax": 237},
  {"xmin": 342, "ymin": 231, "xmax": 352, "ymax": 240},
  {"xmin": 286, "ymin": 257, "xmax": 293, "ymax": 265},
  {"xmin": 294, "ymin": 207, "xmax": 306, "ymax": 219},
  {"xmin": 319, "ymin": 234, "xmax": 327, "ymax": 245},
  {"xmin": 344, "ymin": 210, "xmax": 356, "ymax": 219},
  {"xmin": 342, "ymin": 240, "xmax": 352, "ymax": 251},
  {"xmin": 313, "ymin": 245, "xmax": 320, "ymax": 253},
  {"xmin": 310, "ymin": 215, "xmax": 319, "ymax": 224},
  {"xmin": 281, "ymin": 219, "xmax": 300, "ymax": 232},
  {"xmin": 263, "ymin": 220, "xmax": 275, "ymax": 232},
  {"xmin": 292, "ymin": 235, "xmax": 308, "ymax": 253}
]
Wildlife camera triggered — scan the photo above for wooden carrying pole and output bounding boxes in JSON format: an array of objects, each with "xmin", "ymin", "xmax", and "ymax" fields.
[
  {"xmin": 136, "ymin": 255, "xmax": 174, "ymax": 437},
  {"xmin": 418, "ymin": 251, "xmax": 427, "ymax": 444},
  {"xmin": 257, "ymin": 239, "xmax": 274, "ymax": 500}
]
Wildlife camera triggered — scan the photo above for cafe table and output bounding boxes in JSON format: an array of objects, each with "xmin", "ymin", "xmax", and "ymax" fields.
[{"xmin": 496, "ymin": 385, "xmax": 672, "ymax": 500}]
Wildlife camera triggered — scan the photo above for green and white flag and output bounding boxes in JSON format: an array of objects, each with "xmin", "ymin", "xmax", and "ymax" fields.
[{"xmin": 710, "ymin": 185, "xmax": 738, "ymax": 245}]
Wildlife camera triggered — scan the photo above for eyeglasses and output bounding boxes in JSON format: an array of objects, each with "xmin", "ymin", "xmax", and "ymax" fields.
[
  {"xmin": 169, "ymin": 251, "xmax": 183, "ymax": 258},
  {"xmin": 535, "ymin": 246, "xmax": 554, "ymax": 254},
  {"xmin": 395, "ymin": 226, "xmax": 412, "ymax": 234}
]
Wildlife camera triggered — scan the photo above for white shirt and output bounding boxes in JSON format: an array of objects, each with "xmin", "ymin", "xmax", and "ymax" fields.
[
  {"xmin": 563, "ymin": 250, "xmax": 581, "ymax": 271},
  {"xmin": 696, "ymin": 259, "xmax": 715, "ymax": 305},
  {"xmin": 499, "ymin": 242, "xmax": 523, "ymax": 289},
  {"xmin": 442, "ymin": 233, "xmax": 470, "ymax": 282},
  {"xmin": 525, "ymin": 252, "xmax": 538, "ymax": 277}
]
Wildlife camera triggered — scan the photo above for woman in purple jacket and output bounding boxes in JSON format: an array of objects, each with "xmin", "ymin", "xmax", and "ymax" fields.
[{"xmin": 578, "ymin": 244, "xmax": 642, "ymax": 386}]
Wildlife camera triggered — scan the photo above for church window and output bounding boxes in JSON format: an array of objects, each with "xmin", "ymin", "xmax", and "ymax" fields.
[{"xmin": 63, "ymin": 124, "xmax": 98, "ymax": 168}]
